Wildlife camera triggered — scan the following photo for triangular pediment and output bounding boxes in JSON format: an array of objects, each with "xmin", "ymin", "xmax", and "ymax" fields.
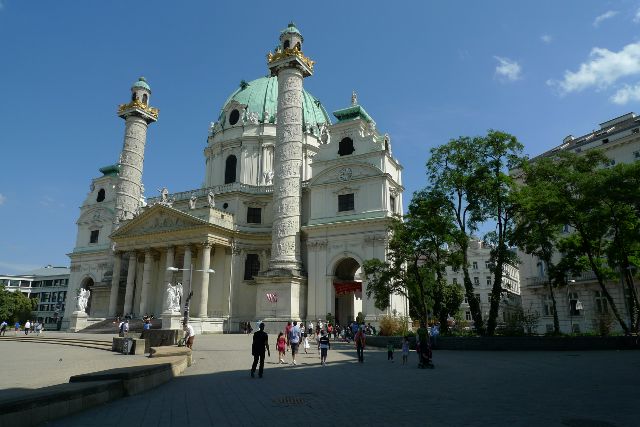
[{"xmin": 111, "ymin": 204, "xmax": 210, "ymax": 238}]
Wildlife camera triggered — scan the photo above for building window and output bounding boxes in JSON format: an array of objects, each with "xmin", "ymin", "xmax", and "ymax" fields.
[
  {"xmin": 89, "ymin": 230, "xmax": 99, "ymax": 244},
  {"xmin": 595, "ymin": 291, "xmax": 608, "ymax": 314},
  {"xmin": 389, "ymin": 196, "xmax": 396, "ymax": 213},
  {"xmin": 472, "ymin": 261, "xmax": 478, "ymax": 270},
  {"xmin": 225, "ymin": 155, "xmax": 237, "ymax": 184},
  {"xmin": 486, "ymin": 276, "xmax": 492, "ymax": 286},
  {"xmin": 543, "ymin": 295, "xmax": 554, "ymax": 316},
  {"xmin": 229, "ymin": 109, "xmax": 240, "ymax": 126},
  {"xmin": 485, "ymin": 261, "xmax": 491, "ymax": 269},
  {"xmin": 475, "ymin": 293, "xmax": 481, "ymax": 303},
  {"xmin": 284, "ymin": 40, "xmax": 290, "ymax": 49},
  {"xmin": 634, "ymin": 150, "xmax": 640, "ymax": 160},
  {"xmin": 602, "ymin": 138, "xmax": 609, "ymax": 144},
  {"xmin": 473, "ymin": 277, "xmax": 480, "ymax": 286},
  {"xmin": 96, "ymin": 189, "xmax": 105, "ymax": 202},
  {"xmin": 142, "ymin": 94, "xmax": 148, "ymax": 105},
  {"xmin": 452, "ymin": 278, "xmax": 458, "ymax": 285},
  {"xmin": 338, "ymin": 137, "xmax": 355, "ymax": 156},
  {"xmin": 463, "ymin": 295, "xmax": 468, "ymax": 304},
  {"xmin": 247, "ymin": 207, "xmax": 262, "ymax": 224},
  {"xmin": 244, "ymin": 254, "xmax": 260, "ymax": 280},
  {"xmin": 465, "ymin": 311, "xmax": 472, "ymax": 321},
  {"xmin": 338, "ymin": 194, "xmax": 354, "ymax": 212}
]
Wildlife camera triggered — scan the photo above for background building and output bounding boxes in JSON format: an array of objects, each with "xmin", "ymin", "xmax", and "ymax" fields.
[
  {"xmin": 0, "ymin": 265, "xmax": 70, "ymax": 329},
  {"xmin": 518, "ymin": 112, "xmax": 640, "ymax": 334},
  {"xmin": 444, "ymin": 239, "xmax": 521, "ymax": 326}
]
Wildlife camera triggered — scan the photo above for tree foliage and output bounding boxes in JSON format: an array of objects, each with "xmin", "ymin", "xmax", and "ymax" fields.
[{"xmin": 0, "ymin": 286, "xmax": 37, "ymax": 323}]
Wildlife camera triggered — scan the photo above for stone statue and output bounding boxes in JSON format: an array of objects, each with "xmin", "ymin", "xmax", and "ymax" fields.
[
  {"xmin": 207, "ymin": 190, "xmax": 215, "ymax": 208},
  {"xmin": 247, "ymin": 111, "xmax": 259, "ymax": 125},
  {"xmin": 189, "ymin": 193, "xmax": 197, "ymax": 210},
  {"xmin": 76, "ymin": 288, "xmax": 90, "ymax": 313},
  {"xmin": 351, "ymin": 90, "xmax": 358, "ymax": 106},
  {"xmin": 166, "ymin": 282, "xmax": 183, "ymax": 312},
  {"xmin": 159, "ymin": 187, "xmax": 169, "ymax": 203},
  {"xmin": 263, "ymin": 170, "xmax": 274, "ymax": 185}
]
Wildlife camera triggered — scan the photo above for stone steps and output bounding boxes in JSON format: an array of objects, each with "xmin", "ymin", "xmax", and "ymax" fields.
[{"xmin": 0, "ymin": 336, "xmax": 113, "ymax": 352}]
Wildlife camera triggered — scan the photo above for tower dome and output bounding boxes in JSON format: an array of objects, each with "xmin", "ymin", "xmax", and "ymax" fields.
[{"xmin": 216, "ymin": 76, "xmax": 330, "ymax": 132}]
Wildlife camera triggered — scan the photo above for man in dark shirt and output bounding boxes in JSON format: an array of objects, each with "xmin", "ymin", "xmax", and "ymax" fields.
[{"xmin": 251, "ymin": 322, "xmax": 270, "ymax": 378}]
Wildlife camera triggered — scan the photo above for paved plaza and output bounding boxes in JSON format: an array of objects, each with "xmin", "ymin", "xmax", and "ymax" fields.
[{"xmin": 1, "ymin": 333, "xmax": 638, "ymax": 426}]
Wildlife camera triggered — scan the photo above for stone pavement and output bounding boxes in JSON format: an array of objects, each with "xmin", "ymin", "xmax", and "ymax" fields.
[
  {"xmin": 37, "ymin": 333, "xmax": 640, "ymax": 427},
  {"xmin": 0, "ymin": 333, "xmax": 149, "ymax": 401}
]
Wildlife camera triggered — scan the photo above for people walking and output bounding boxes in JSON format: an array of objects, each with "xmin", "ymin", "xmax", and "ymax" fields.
[
  {"xmin": 0, "ymin": 320, "xmax": 7, "ymax": 336},
  {"xmin": 251, "ymin": 323, "xmax": 270, "ymax": 378},
  {"xmin": 318, "ymin": 330, "xmax": 331, "ymax": 366},
  {"xmin": 284, "ymin": 321, "xmax": 292, "ymax": 352},
  {"xmin": 288, "ymin": 321, "xmax": 301, "ymax": 365},
  {"xmin": 303, "ymin": 333, "xmax": 310, "ymax": 354},
  {"xmin": 354, "ymin": 326, "xmax": 366, "ymax": 363},
  {"xmin": 24, "ymin": 320, "xmax": 31, "ymax": 335},
  {"xmin": 277, "ymin": 332, "xmax": 286, "ymax": 363},
  {"xmin": 387, "ymin": 340, "xmax": 395, "ymax": 362},
  {"xmin": 14, "ymin": 321, "xmax": 20, "ymax": 335}
]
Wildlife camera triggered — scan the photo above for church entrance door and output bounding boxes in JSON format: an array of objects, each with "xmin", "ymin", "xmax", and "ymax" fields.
[{"xmin": 332, "ymin": 258, "xmax": 362, "ymax": 326}]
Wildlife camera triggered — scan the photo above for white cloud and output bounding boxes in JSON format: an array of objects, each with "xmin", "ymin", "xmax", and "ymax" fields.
[
  {"xmin": 634, "ymin": 8, "xmax": 640, "ymax": 23},
  {"xmin": 540, "ymin": 34, "xmax": 553, "ymax": 44},
  {"xmin": 494, "ymin": 56, "xmax": 522, "ymax": 82},
  {"xmin": 593, "ymin": 10, "xmax": 619, "ymax": 27},
  {"xmin": 610, "ymin": 83, "xmax": 640, "ymax": 104},
  {"xmin": 548, "ymin": 41, "xmax": 640, "ymax": 94},
  {"xmin": 0, "ymin": 193, "xmax": 5, "ymax": 206}
]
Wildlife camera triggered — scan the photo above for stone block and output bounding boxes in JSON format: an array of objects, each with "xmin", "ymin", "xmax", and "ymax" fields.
[
  {"xmin": 112, "ymin": 337, "xmax": 146, "ymax": 354},
  {"xmin": 140, "ymin": 329, "xmax": 179, "ymax": 352}
]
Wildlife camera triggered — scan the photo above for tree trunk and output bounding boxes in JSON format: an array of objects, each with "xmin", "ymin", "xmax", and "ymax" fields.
[
  {"xmin": 461, "ymin": 242, "xmax": 484, "ymax": 334},
  {"xmin": 548, "ymin": 279, "xmax": 560, "ymax": 334},
  {"xmin": 586, "ymin": 252, "xmax": 630, "ymax": 334}
]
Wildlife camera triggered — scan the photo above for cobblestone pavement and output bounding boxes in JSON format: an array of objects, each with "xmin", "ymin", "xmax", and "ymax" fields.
[{"xmin": 38, "ymin": 333, "xmax": 640, "ymax": 427}]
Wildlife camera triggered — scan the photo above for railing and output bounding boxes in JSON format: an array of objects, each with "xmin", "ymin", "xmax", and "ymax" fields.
[
  {"xmin": 147, "ymin": 184, "xmax": 274, "ymax": 204},
  {"xmin": 525, "ymin": 271, "xmax": 600, "ymax": 287}
]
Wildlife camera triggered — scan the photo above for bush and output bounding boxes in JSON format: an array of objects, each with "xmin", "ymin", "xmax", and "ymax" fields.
[{"xmin": 378, "ymin": 315, "xmax": 408, "ymax": 336}]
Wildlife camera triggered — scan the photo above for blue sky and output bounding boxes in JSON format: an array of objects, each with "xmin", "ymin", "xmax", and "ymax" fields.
[{"xmin": 1, "ymin": 1, "xmax": 640, "ymax": 274}]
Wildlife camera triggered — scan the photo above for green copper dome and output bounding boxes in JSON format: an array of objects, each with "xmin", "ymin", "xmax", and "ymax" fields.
[
  {"xmin": 281, "ymin": 22, "xmax": 301, "ymax": 37},
  {"xmin": 132, "ymin": 77, "xmax": 150, "ymax": 91},
  {"xmin": 218, "ymin": 76, "xmax": 331, "ymax": 129}
]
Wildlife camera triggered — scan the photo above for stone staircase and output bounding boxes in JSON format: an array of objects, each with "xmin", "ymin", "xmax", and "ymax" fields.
[
  {"xmin": 0, "ymin": 336, "xmax": 113, "ymax": 351},
  {"xmin": 79, "ymin": 317, "xmax": 163, "ymax": 334}
]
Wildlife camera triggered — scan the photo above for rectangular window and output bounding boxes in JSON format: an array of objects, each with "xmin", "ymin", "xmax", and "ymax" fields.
[
  {"xmin": 465, "ymin": 311, "xmax": 472, "ymax": 321},
  {"xmin": 543, "ymin": 295, "xmax": 554, "ymax": 316},
  {"xmin": 472, "ymin": 261, "xmax": 478, "ymax": 269},
  {"xmin": 244, "ymin": 254, "xmax": 260, "ymax": 280},
  {"xmin": 569, "ymin": 292, "xmax": 581, "ymax": 316},
  {"xmin": 338, "ymin": 194, "xmax": 355, "ymax": 212},
  {"xmin": 473, "ymin": 277, "xmax": 480, "ymax": 286},
  {"xmin": 452, "ymin": 278, "xmax": 458, "ymax": 285},
  {"xmin": 595, "ymin": 291, "xmax": 608, "ymax": 314},
  {"xmin": 89, "ymin": 230, "xmax": 99, "ymax": 244},
  {"xmin": 485, "ymin": 261, "xmax": 491, "ymax": 269},
  {"xmin": 475, "ymin": 293, "xmax": 481, "ymax": 303},
  {"xmin": 463, "ymin": 295, "xmax": 468, "ymax": 304},
  {"xmin": 486, "ymin": 276, "xmax": 492, "ymax": 286},
  {"xmin": 247, "ymin": 207, "xmax": 262, "ymax": 224},
  {"xmin": 389, "ymin": 196, "xmax": 396, "ymax": 214},
  {"xmin": 634, "ymin": 151, "xmax": 640, "ymax": 160}
]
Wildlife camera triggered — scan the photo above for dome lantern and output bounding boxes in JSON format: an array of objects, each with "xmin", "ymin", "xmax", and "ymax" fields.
[{"xmin": 279, "ymin": 22, "xmax": 303, "ymax": 51}]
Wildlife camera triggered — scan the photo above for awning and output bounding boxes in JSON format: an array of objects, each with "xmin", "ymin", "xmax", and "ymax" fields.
[{"xmin": 333, "ymin": 281, "xmax": 362, "ymax": 295}]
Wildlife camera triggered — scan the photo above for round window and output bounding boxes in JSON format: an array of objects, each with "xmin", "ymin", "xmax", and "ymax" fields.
[
  {"xmin": 229, "ymin": 109, "xmax": 240, "ymax": 126},
  {"xmin": 223, "ymin": 202, "xmax": 229, "ymax": 209}
]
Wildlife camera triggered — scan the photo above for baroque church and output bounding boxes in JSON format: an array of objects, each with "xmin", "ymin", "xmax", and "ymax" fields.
[{"xmin": 62, "ymin": 24, "xmax": 406, "ymax": 333}]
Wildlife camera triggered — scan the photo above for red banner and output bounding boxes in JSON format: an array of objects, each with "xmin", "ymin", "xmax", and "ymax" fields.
[{"xmin": 333, "ymin": 281, "xmax": 362, "ymax": 295}]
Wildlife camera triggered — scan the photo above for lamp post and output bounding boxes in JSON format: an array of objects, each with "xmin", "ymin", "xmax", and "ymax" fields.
[{"xmin": 167, "ymin": 266, "xmax": 215, "ymax": 325}]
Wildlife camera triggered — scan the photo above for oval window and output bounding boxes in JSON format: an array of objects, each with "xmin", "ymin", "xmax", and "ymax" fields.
[{"xmin": 229, "ymin": 109, "xmax": 240, "ymax": 126}]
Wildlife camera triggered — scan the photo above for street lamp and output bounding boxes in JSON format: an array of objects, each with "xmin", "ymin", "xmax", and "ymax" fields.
[{"xmin": 167, "ymin": 266, "xmax": 215, "ymax": 325}]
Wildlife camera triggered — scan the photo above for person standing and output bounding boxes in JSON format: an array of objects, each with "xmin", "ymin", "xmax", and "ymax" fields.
[
  {"xmin": 14, "ymin": 321, "xmax": 20, "ymax": 335},
  {"xmin": 284, "ymin": 321, "xmax": 292, "ymax": 352},
  {"xmin": 401, "ymin": 336, "xmax": 410, "ymax": 365},
  {"xmin": 24, "ymin": 319, "xmax": 31, "ymax": 335},
  {"xmin": 308, "ymin": 321, "xmax": 314, "ymax": 338},
  {"xmin": 354, "ymin": 326, "xmax": 366, "ymax": 363},
  {"xmin": 251, "ymin": 322, "xmax": 270, "ymax": 378},
  {"xmin": 289, "ymin": 321, "xmax": 301, "ymax": 365},
  {"xmin": 183, "ymin": 323, "xmax": 195, "ymax": 349},
  {"xmin": 0, "ymin": 320, "xmax": 7, "ymax": 336},
  {"xmin": 318, "ymin": 330, "xmax": 331, "ymax": 366},
  {"xmin": 387, "ymin": 340, "xmax": 395, "ymax": 362}
]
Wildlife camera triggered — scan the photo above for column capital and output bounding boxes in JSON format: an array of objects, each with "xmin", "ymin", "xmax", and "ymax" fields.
[{"xmin": 201, "ymin": 242, "xmax": 213, "ymax": 249}]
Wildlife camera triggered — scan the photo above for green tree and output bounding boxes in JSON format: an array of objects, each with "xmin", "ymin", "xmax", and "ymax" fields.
[
  {"xmin": 0, "ymin": 286, "xmax": 38, "ymax": 323},
  {"xmin": 363, "ymin": 190, "xmax": 462, "ymax": 330}
]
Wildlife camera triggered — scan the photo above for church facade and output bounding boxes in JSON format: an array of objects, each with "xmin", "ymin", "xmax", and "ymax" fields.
[{"xmin": 62, "ymin": 24, "xmax": 406, "ymax": 333}]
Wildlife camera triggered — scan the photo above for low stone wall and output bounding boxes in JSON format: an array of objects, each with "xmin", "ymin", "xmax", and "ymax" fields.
[
  {"xmin": 112, "ymin": 337, "xmax": 146, "ymax": 355},
  {"xmin": 367, "ymin": 335, "xmax": 639, "ymax": 351},
  {"xmin": 140, "ymin": 329, "xmax": 179, "ymax": 353}
]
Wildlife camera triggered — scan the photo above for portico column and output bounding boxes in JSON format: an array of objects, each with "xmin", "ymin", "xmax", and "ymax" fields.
[
  {"xmin": 107, "ymin": 252, "xmax": 122, "ymax": 316},
  {"xmin": 199, "ymin": 243, "xmax": 212, "ymax": 317},
  {"xmin": 163, "ymin": 246, "xmax": 175, "ymax": 312},
  {"xmin": 122, "ymin": 252, "xmax": 137, "ymax": 316},
  {"xmin": 138, "ymin": 248, "xmax": 153, "ymax": 316},
  {"xmin": 182, "ymin": 246, "xmax": 193, "ymax": 295}
]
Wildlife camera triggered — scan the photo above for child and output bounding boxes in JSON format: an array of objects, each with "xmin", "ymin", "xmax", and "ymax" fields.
[
  {"xmin": 303, "ymin": 333, "xmax": 310, "ymax": 354},
  {"xmin": 401, "ymin": 336, "xmax": 409, "ymax": 365},
  {"xmin": 387, "ymin": 340, "xmax": 395, "ymax": 362},
  {"xmin": 318, "ymin": 330, "xmax": 331, "ymax": 366},
  {"xmin": 277, "ymin": 332, "xmax": 287, "ymax": 364}
]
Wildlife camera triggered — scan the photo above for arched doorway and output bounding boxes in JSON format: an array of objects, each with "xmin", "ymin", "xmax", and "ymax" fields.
[
  {"xmin": 333, "ymin": 257, "xmax": 362, "ymax": 326},
  {"xmin": 80, "ymin": 277, "xmax": 94, "ymax": 316}
]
